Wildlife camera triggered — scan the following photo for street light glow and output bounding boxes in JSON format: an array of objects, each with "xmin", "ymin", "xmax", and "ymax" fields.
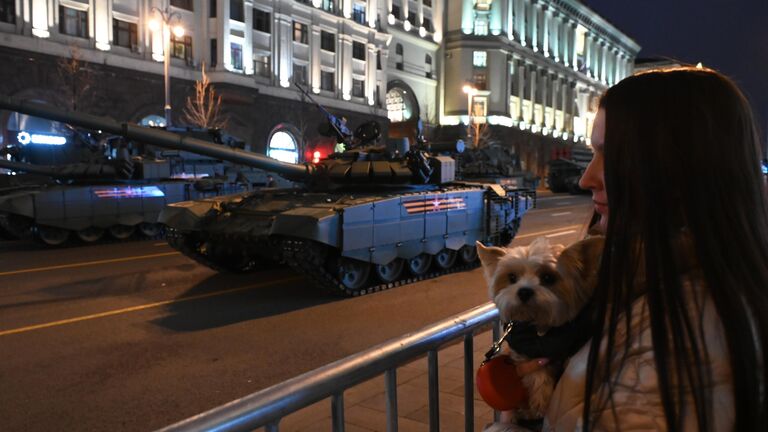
[
  {"xmin": 172, "ymin": 26, "xmax": 185, "ymax": 38},
  {"xmin": 148, "ymin": 20, "xmax": 160, "ymax": 32},
  {"xmin": 462, "ymin": 85, "xmax": 477, "ymax": 95}
]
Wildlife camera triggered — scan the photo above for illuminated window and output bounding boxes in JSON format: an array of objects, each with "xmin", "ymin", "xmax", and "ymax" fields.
[
  {"xmin": 230, "ymin": 42, "xmax": 243, "ymax": 70},
  {"xmin": 474, "ymin": 17, "xmax": 488, "ymax": 36},
  {"xmin": 293, "ymin": 21, "xmax": 308, "ymax": 44},
  {"xmin": 386, "ymin": 88, "xmax": 415, "ymax": 123},
  {"xmin": 352, "ymin": 79, "xmax": 364, "ymax": 97},
  {"xmin": 475, "ymin": 0, "xmax": 492, "ymax": 11},
  {"xmin": 59, "ymin": 6, "xmax": 88, "ymax": 38},
  {"xmin": 139, "ymin": 115, "xmax": 166, "ymax": 127},
  {"xmin": 473, "ymin": 51, "xmax": 487, "ymax": 68},
  {"xmin": 268, "ymin": 130, "xmax": 299, "ymax": 164},
  {"xmin": 254, "ymin": 53, "xmax": 270, "ymax": 77},
  {"xmin": 321, "ymin": 0, "xmax": 336, "ymax": 14},
  {"xmin": 171, "ymin": 33, "xmax": 193, "ymax": 63},
  {"xmin": 352, "ymin": 3, "xmax": 366, "ymax": 25},
  {"xmin": 576, "ymin": 26, "xmax": 587, "ymax": 55}
]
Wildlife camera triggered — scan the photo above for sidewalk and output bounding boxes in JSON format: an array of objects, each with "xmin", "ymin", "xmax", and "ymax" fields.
[{"xmin": 276, "ymin": 329, "xmax": 497, "ymax": 432}]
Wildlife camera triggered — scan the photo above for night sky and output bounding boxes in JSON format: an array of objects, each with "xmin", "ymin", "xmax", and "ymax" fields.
[{"xmin": 583, "ymin": 0, "xmax": 768, "ymax": 147}]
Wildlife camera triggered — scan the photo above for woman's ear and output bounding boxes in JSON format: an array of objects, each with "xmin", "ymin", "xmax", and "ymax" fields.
[{"xmin": 476, "ymin": 241, "xmax": 507, "ymax": 282}]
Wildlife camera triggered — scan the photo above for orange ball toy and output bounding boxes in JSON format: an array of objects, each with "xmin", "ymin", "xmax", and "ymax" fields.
[{"xmin": 476, "ymin": 354, "xmax": 529, "ymax": 411}]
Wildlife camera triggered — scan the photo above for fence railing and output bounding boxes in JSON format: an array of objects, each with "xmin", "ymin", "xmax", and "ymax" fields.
[{"xmin": 157, "ymin": 302, "xmax": 501, "ymax": 432}]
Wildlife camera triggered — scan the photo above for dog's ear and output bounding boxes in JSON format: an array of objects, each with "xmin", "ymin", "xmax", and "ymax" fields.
[
  {"xmin": 528, "ymin": 237, "xmax": 566, "ymax": 259},
  {"xmin": 476, "ymin": 241, "xmax": 506, "ymax": 283},
  {"xmin": 557, "ymin": 236, "xmax": 605, "ymax": 299}
]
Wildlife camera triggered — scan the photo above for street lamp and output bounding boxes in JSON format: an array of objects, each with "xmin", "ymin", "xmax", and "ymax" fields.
[{"xmin": 149, "ymin": 6, "xmax": 184, "ymax": 128}]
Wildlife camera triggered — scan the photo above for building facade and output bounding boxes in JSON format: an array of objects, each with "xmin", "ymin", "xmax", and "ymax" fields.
[
  {"xmin": 440, "ymin": 0, "xmax": 639, "ymax": 175},
  {"xmin": 0, "ymin": 0, "xmax": 636, "ymax": 172}
]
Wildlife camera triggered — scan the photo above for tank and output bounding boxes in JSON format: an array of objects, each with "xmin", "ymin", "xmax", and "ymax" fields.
[
  {"xmin": 547, "ymin": 144, "xmax": 593, "ymax": 194},
  {"xmin": 448, "ymin": 141, "xmax": 541, "ymax": 190},
  {"xmin": 0, "ymin": 94, "xmax": 535, "ymax": 296},
  {"xmin": 0, "ymin": 120, "xmax": 287, "ymax": 245}
]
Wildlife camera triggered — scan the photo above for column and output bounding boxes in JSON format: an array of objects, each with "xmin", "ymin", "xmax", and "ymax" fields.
[
  {"xmin": 310, "ymin": 26, "xmax": 322, "ymax": 92},
  {"xmin": 340, "ymin": 34, "xmax": 353, "ymax": 100},
  {"xmin": 542, "ymin": 7, "xmax": 551, "ymax": 57},
  {"xmin": 244, "ymin": 2, "xmax": 254, "ymax": 75},
  {"xmin": 530, "ymin": 1, "xmax": 538, "ymax": 52},
  {"xmin": 366, "ymin": 43, "xmax": 377, "ymax": 104},
  {"xmin": 490, "ymin": 0, "xmax": 503, "ymax": 35},
  {"xmin": 584, "ymin": 33, "xmax": 592, "ymax": 78},
  {"xmin": 570, "ymin": 23, "xmax": 578, "ymax": 71},
  {"xmin": 601, "ymin": 43, "xmax": 608, "ymax": 83},
  {"xmin": 506, "ymin": 0, "xmax": 514, "ymax": 39},
  {"xmin": 550, "ymin": 11, "xmax": 559, "ymax": 61},
  {"xmin": 343, "ymin": 0, "xmax": 353, "ymax": 19},
  {"xmin": 433, "ymin": 0, "xmax": 444, "ymax": 41},
  {"xmin": 540, "ymin": 72, "xmax": 548, "ymax": 127},
  {"xmin": 94, "ymin": 1, "xmax": 111, "ymax": 50},
  {"xmin": 517, "ymin": 0, "xmax": 526, "ymax": 46},
  {"xmin": 275, "ymin": 13, "xmax": 292, "ymax": 87},
  {"xmin": 367, "ymin": 0, "xmax": 378, "ymax": 28},
  {"xmin": 219, "ymin": 0, "xmax": 231, "ymax": 71},
  {"xmin": 561, "ymin": 20, "xmax": 569, "ymax": 67},
  {"xmin": 515, "ymin": 58, "xmax": 525, "ymax": 120},
  {"xmin": 31, "ymin": 0, "xmax": 48, "ymax": 37}
]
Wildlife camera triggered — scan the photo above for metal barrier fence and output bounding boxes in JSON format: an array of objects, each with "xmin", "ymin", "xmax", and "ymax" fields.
[{"xmin": 158, "ymin": 302, "xmax": 502, "ymax": 432}]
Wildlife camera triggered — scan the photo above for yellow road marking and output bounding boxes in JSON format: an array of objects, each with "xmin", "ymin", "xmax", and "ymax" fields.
[
  {"xmin": 515, "ymin": 224, "xmax": 586, "ymax": 240},
  {"xmin": 0, "ymin": 252, "xmax": 182, "ymax": 277},
  {"xmin": 0, "ymin": 276, "xmax": 303, "ymax": 337}
]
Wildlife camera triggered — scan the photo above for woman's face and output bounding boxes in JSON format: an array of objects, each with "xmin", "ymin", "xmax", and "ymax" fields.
[{"xmin": 579, "ymin": 108, "xmax": 608, "ymax": 232}]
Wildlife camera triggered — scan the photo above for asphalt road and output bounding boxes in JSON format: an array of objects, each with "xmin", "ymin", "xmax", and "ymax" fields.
[{"xmin": 0, "ymin": 192, "xmax": 594, "ymax": 432}]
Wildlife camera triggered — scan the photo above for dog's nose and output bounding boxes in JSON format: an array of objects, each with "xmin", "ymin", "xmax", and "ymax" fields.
[{"xmin": 517, "ymin": 288, "xmax": 534, "ymax": 303}]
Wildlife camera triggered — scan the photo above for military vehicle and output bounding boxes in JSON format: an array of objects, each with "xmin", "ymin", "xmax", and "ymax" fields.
[
  {"xmin": 451, "ymin": 141, "xmax": 540, "ymax": 190},
  {"xmin": 0, "ymin": 93, "xmax": 535, "ymax": 296},
  {"xmin": 0, "ymin": 120, "xmax": 284, "ymax": 245},
  {"xmin": 547, "ymin": 144, "xmax": 593, "ymax": 194}
]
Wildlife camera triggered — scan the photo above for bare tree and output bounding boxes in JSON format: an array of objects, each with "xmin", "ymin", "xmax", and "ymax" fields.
[
  {"xmin": 182, "ymin": 63, "xmax": 228, "ymax": 129},
  {"xmin": 57, "ymin": 45, "xmax": 92, "ymax": 111},
  {"xmin": 467, "ymin": 121, "xmax": 493, "ymax": 148}
]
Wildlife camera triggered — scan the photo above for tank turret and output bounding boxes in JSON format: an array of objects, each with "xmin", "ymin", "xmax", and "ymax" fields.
[{"xmin": 0, "ymin": 95, "xmax": 535, "ymax": 296}]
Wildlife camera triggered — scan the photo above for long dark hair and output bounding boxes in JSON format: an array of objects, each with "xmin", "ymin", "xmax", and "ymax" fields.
[{"xmin": 582, "ymin": 67, "xmax": 768, "ymax": 430}]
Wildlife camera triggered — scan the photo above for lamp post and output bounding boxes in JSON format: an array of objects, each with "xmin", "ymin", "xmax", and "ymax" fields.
[{"xmin": 149, "ymin": 7, "xmax": 184, "ymax": 128}]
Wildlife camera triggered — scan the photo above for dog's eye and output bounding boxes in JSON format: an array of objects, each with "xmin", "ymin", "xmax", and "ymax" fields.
[
  {"xmin": 507, "ymin": 274, "xmax": 518, "ymax": 284},
  {"xmin": 540, "ymin": 272, "xmax": 557, "ymax": 285}
]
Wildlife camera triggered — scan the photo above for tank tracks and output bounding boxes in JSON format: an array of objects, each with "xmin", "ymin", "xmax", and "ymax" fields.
[{"xmin": 166, "ymin": 228, "xmax": 480, "ymax": 297}]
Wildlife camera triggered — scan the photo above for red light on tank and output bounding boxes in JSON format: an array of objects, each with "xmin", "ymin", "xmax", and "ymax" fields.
[{"xmin": 312, "ymin": 151, "xmax": 322, "ymax": 164}]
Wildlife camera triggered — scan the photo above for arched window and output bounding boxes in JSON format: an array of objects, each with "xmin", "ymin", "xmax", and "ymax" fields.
[
  {"xmin": 139, "ymin": 114, "xmax": 166, "ymax": 127},
  {"xmin": 267, "ymin": 128, "xmax": 299, "ymax": 164},
  {"xmin": 386, "ymin": 87, "xmax": 416, "ymax": 123}
]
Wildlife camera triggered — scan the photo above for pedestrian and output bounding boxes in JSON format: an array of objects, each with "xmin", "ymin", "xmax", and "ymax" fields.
[
  {"xmin": 506, "ymin": 67, "xmax": 768, "ymax": 431},
  {"xmin": 265, "ymin": 174, "xmax": 277, "ymax": 188}
]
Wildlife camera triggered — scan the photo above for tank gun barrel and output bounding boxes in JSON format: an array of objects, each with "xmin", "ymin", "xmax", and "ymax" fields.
[
  {"xmin": 0, "ymin": 159, "xmax": 59, "ymax": 177},
  {"xmin": 0, "ymin": 96, "xmax": 311, "ymax": 181}
]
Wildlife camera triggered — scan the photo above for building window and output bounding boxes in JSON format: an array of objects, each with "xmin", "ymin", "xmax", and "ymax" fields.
[
  {"xmin": 475, "ymin": 0, "xmax": 491, "ymax": 11},
  {"xmin": 321, "ymin": 31, "xmax": 335, "ymax": 52},
  {"xmin": 171, "ymin": 0, "xmax": 193, "ymax": 11},
  {"xmin": 391, "ymin": 4, "xmax": 401, "ymax": 20},
  {"xmin": 474, "ymin": 18, "xmax": 489, "ymax": 36},
  {"xmin": 376, "ymin": 51, "xmax": 381, "ymax": 70},
  {"xmin": 140, "ymin": 114, "xmax": 167, "ymax": 127},
  {"xmin": 352, "ymin": 79, "xmax": 364, "ymax": 97},
  {"xmin": 293, "ymin": 21, "xmax": 308, "ymax": 44},
  {"xmin": 473, "ymin": 51, "xmax": 487, "ymax": 68},
  {"xmin": 59, "ymin": 6, "xmax": 88, "ymax": 38},
  {"xmin": 210, "ymin": 39, "xmax": 217, "ymax": 67},
  {"xmin": 423, "ymin": 0, "xmax": 432, "ymax": 7},
  {"xmin": 254, "ymin": 53, "xmax": 270, "ymax": 77},
  {"xmin": 395, "ymin": 43, "xmax": 403, "ymax": 71},
  {"xmin": 230, "ymin": 0, "xmax": 244, "ymax": 21},
  {"xmin": 321, "ymin": 0, "xmax": 336, "ymax": 14},
  {"xmin": 171, "ymin": 33, "xmax": 193, "ymax": 63},
  {"xmin": 253, "ymin": 9, "xmax": 270, "ymax": 33},
  {"xmin": 210, "ymin": 0, "xmax": 217, "ymax": 17},
  {"xmin": 268, "ymin": 130, "xmax": 299, "ymax": 164},
  {"xmin": 423, "ymin": 17, "xmax": 432, "ymax": 32},
  {"xmin": 230, "ymin": 42, "xmax": 243, "ymax": 70},
  {"xmin": 352, "ymin": 41, "xmax": 365, "ymax": 60},
  {"xmin": 321, "ymin": 71, "xmax": 334, "ymax": 91},
  {"xmin": 352, "ymin": 3, "xmax": 366, "ymax": 25},
  {"xmin": 425, "ymin": 54, "xmax": 432, "ymax": 78},
  {"xmin": 407, "ymin": 14, "xmax": 417, "ymax": 27},
  {"xmin": 473, "ymin": 71, "xmax": 487, "ymax": 90},
  {"xmin": 113, "ymin": 19, "xmax": 137, "ymax": 50},
  {"xmin": 386, "ymin": 88, "xmax": 415, "ymax": 122},
  {"xmin": 0, "ymin": 0, "xmax": 15, "ymax": 24},
  {"xmin": 293, "ymin": 64, "xmax": 308, "ymax": 85}
]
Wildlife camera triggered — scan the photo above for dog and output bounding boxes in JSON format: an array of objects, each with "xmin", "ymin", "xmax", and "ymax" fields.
[{"xmin": 476, "ymin": 235, "xmax": 604, "ymax": 420}]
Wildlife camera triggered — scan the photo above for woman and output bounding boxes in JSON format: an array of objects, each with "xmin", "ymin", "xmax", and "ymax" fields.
[{"xmin": 515, "ymin": 67, "xmax": 768, "ymax": 431}]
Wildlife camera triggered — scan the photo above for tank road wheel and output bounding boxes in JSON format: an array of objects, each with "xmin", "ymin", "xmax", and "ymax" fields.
[
  {"xmin": 337, "ymin": 257, "xmax": 372, "ymax": 291},
  {"xmin": 108, "ymin": 224, "xmax": 136, "ymax": 240},
  {"xmin": 459, "ymin": 245, "xmax": 479, "ymax": 263},
  {"xmin": 207, "ymin": 242, "xmax": 261, "ymax": 273},
  {"xmin": 434, "ymin": 248, "xmax": 458, "ymax": 270},
  {"xmin": 138, "ymin": 223, "xmax": 163, "ymax": 238},
  {"xmin": 36, "ymin": 225, "xmax": 70, "ymax": 246},
  {"xmin": 375, "ymin": 258, "xmax": 405, "ymax": 283},
  {"xmin": 407, "ymin": 253, "xmax": 433, "ymax": 276},
  {"xmin": 76, "ymin": 227, "xmax": 105, "ymax": 243}
]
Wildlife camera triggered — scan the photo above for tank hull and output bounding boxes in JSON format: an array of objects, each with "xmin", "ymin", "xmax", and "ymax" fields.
[{"xmin": 160, "ymin": 183, "xmax": 536, "ymax": 296}]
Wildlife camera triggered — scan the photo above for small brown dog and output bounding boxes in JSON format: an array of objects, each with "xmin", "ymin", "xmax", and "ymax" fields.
[{"xmin": 476, "ymin": 236, "xmax": 604, "ymax": 419}]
